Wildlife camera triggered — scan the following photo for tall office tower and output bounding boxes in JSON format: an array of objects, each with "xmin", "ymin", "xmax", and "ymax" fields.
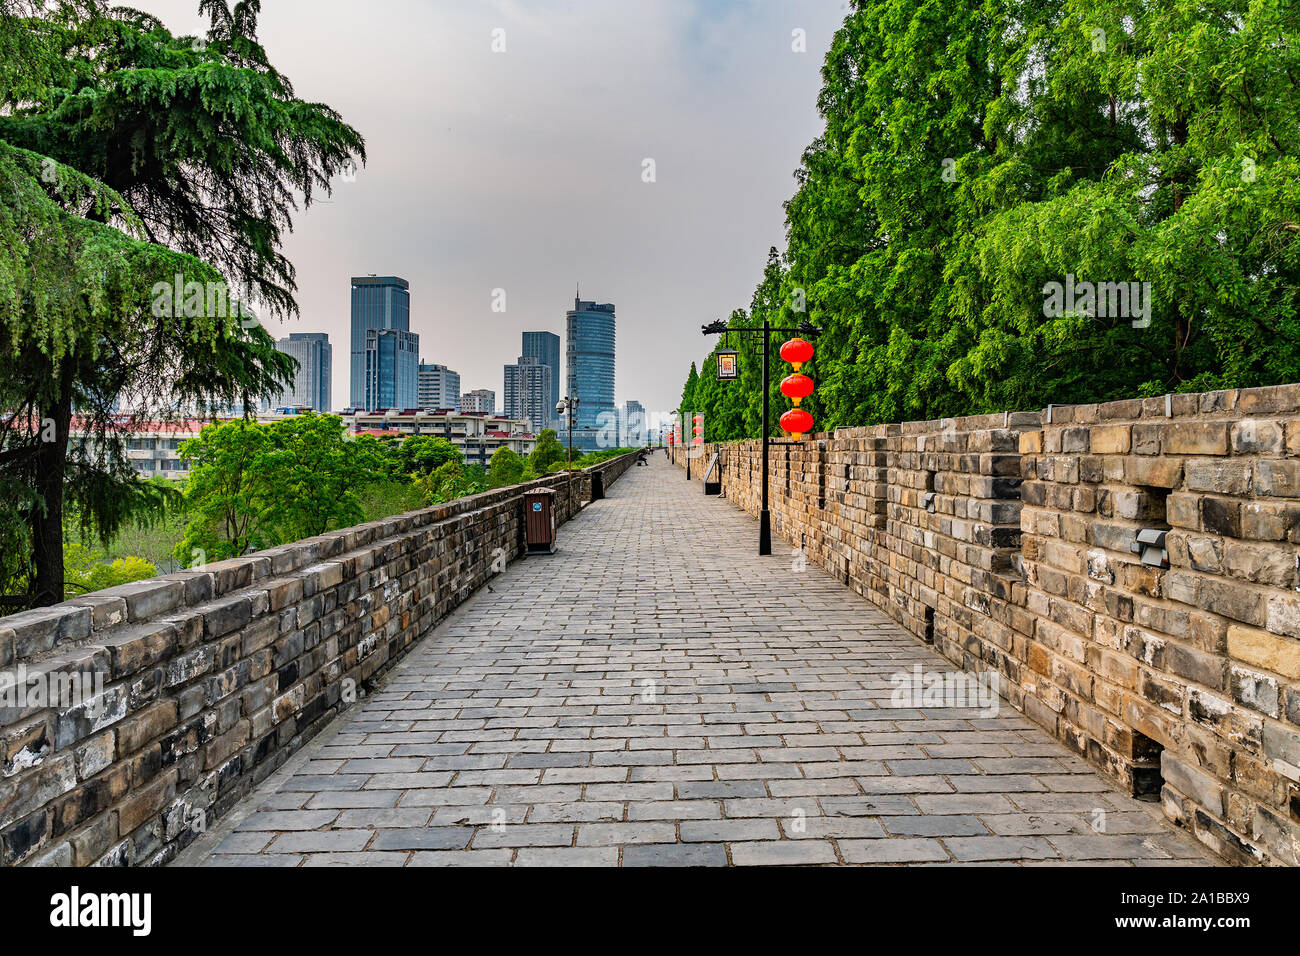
[
  {"xmin": 417, "ymin": 363, "xmax": 461, "ymax": 410},
  {"xmin": 565, "ymin": 291, "xmax": 615, "ymax": 450},
  {"xmin": 461, "ymin": 389, "xmax": 496, "ymax": 414},
  {"xmin": 622, "ymin": 400, "xmax": 646, "ymax": 446},
  {"xmin": 274, "ymin": 333, "xmax": 333, "ymax": 412},
  {"xmin": 350, "ymin": 275, "xmax": 413, "ymax": 410},
  {"xmin": 503, "ymin": 356, "xmax": 552, "ymax": 432},
  {"xmin": 365, "ymin": 328, "xmax": 419, "ymax": 410},
  {"xmin": 521, "ymin": 330, "xmax": 561, "ymax": 424}
]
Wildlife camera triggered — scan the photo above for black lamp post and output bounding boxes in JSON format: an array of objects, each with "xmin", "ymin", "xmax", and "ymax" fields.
[
  {"xmin": 556, "ymin": 395, "xmax": 579, "ymax": 514},
  {"xmin": 702, "ymin": 316, "xmax": 820, "ymax": 555}
]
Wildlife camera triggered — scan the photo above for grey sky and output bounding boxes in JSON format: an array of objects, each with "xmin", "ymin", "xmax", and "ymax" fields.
[{"xmin": 133, "ymin": 0, "xmax": 847, "ymax": 417}]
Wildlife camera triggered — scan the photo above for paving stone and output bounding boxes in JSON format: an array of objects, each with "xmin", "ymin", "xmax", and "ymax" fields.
[
  {"xmin": 838, "ymin": 838, "xmax": 949, "ymax": 864},
  {"xmin": 577, "ymin": 823, "xmax": 677, "ymax": 846},
  {"xmin": 627, "ymin": 801, "xmax": 722, "ymax": 821},
  {"xmin": 880, "ymin": 815, "xmax": 989, "ymax": 838},
  {"xmin": 514, "ymin": 847, "xmax": 619, "ymax": 866},
  {"xmin": 622, "ymin": 843, "xmax": 729, "ymax": 867},
  {"xmin": 301, "ymin": 852, "xmax": 410, "ymax": 867},
  {"xmin": 370, "ymin": 828, "xmax": 474, "ymax": 851},
  {"xmin": 679, "ymin": 819, "xmax": 781, "ymax": 843},
  {"xmin": 212, "ymin": 832, "xmax": 274, "ymax": 854},
  {"xmin": 334, "ymin": 808, "xmax": 433, "ymax": 828},
  {"xmin": 943, "ymin": 836, "xmax": 1061, "ymax": 862},
  {"xmin": 731, "ymin": 840, "xmax": 837, "ymax": 866},
  {"xmin": 267, "ymin": 831, "xmax": 372, "ymax": 853},
  {"xmin": 471, "ymin": 825, "xmax": 575, "ymax": 849},
  {"xmin": 408, "ymin": 850, "xmax": 514, "ymax": 866}
]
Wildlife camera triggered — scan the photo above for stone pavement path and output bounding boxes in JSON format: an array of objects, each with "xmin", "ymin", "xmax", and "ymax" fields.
[{"xmin": 180, "ymin": 455, "xmax": 1216, "ymax": 867}]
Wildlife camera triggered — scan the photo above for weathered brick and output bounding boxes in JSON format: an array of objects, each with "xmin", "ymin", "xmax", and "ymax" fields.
[
  {"xmin": 1228, "ymin": 625, "xmax": 1300, "ymax": 679},
  {"xmin": 1256, "ymin": 460, "xmax": 1300, "ymax": 498},
  {"xmin": 1162, "ymin": 422, "xmax": 1229, "ymax": 456}
]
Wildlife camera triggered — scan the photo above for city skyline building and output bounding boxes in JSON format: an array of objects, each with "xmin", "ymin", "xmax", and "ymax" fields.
[
  {"xmin": 565, "ymin": 291, "xmax": 616, "ymax": 451},
  {"xmin": 503, "ymin": 355, "xmax": 552, "ymax": 432},
  {"xmin": 461, "ymin": 389, "xmax": 496, "ymax": 414},
  {"xmin": 273, "ymin": 332, "xmax": 333, "ymax": 413},
  {"xmin": 418, "ymin": 362, "xmax": 461, "ymax": 410},
  {"xmin": 521, "ymin": 330, "xmax": 561, "ymax": 428},
  {"xmin": 365, "ymin": 327, "xmax": 419, "ymax": 410},
  {"xmin": 622, "ymin": 399, "xmax": 646, "ymax": 447},
  {"xmin": 351, "ymin": 275, "xmax": 415, "ymax": 411}
]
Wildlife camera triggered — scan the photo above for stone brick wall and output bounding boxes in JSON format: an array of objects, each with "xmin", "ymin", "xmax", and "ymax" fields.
[
  {"xmin": 0, "ymin": 452, "xmax": 638, "ymax": 866},
  {"xmin": 674, "ymin": 385, "xmax": 1300, "ymax": 865}
]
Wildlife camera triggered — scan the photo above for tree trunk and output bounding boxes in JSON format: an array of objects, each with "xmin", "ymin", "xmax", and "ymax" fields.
[{"xmin": 30, "ymin": 373, "xmax": 72, "ymax": 608}]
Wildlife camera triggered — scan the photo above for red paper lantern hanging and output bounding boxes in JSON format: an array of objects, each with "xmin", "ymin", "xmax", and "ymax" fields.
[
  {"xmin": 780, "ymin": 373, "xmax": 814, "ymax": 406},
  {"xmin": 780, "ymin": 407, "xmax": 814, "ymax": 441},
  {"xmin": 780, "ymin": 337, "xmax": 814, "ymax": 370}
]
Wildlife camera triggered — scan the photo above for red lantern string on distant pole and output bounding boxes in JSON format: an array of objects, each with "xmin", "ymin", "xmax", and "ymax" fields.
[{"xmin": 778, "ymin": 338, "xmax": 815, "ymax": 439}]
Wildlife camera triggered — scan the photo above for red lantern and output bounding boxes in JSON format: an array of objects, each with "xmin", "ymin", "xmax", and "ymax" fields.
[
  {"xmin": 780, "ymin": 338, "xmax": 814, "ymax": 370},
  {"xmin": 780, "ymin": 373, "xmax": 814, "ymax": 406},
  {"xmin": 780, "ymin": 408, "xmax": 814, "ymax": 441}
]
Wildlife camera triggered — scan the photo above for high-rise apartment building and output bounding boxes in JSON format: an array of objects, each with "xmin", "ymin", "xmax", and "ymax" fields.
[
  {"xmin": 350, "ymin": 275, "xmax": 416, "ymax": 411},
  {"xmin": 273, "ymin": 332, "xmax": 332, "ymax": 412},
  {"xmin": 565, "ymin": 292, "xmax": 615, "ymax": 450},
  {"xmin": 521, "ymin": 331, "xmax": 561, "ymax": 426},
  {"xmin": 622, "ymin": 400, "xmax": 646, "ymax": 446},
  {"xmin": 461, "ymin": 389, "xmax": 496, "ymax": 414},
  {"xmin": 503, "ymin": 356, "xmax": 551, "ymax": 432},
  {"xmin": 417, "ymin": 363, "xmax": 461, "ymax": 410}
]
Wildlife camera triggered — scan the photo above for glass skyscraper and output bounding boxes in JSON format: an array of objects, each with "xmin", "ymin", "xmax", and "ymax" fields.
[
  {"xmin": 521, "ymin": 330, "xmax": 561, "ymax": 426},
  {"xmin": 365, "ymin": 328, "xmax": 419, "ymax": 410},
  {"xmin": 565, "ymin": 293, "xmax": 615, "ymax": 450},
  {"xmin": 350, "ymin": 275, "xmax": 416, "ymax": 411}
]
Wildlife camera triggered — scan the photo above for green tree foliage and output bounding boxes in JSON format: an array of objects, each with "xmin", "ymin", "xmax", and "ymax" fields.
[
  {"xmin": 0, "ymin": 0, "xmax": 364, "ymax": 607},
  {"xmin": 174, "ymin": 414, "xmax": 378, "ymax": 562},
  {"xmin": 528, "ymin": 429, "xmax": 567, "ymax": 474},
  {"xmin": 682, "ymin": 0, "xmax": 1300, "ymax": 436},
  {"xmin": 62, "ymin": 542, "xmax": 156, "ymax": 598},
  {"xmin": 396, "ymin": 435, "xmax": 461, "ymax": 477},
  {"xmin": 487, "ymin": 446, "xmax": 525, "ymax": 488},
  {"xmin": 415, "ymin": 461, "xmax": 487, "ymax": 506}
]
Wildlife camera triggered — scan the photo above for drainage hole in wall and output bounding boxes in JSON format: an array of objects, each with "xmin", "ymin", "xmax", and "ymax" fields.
[{"xmin": 1131, "ymin": 732, "xmax": 1164, "ymax": 802}]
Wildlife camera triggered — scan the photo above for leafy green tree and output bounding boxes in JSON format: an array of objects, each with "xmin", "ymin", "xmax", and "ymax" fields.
[
  {"xmin": 0, "ymin": 0, "xmax": 363, "ymax": 607},
  {"xmin": 528, "ymin": 429, "xmax": 567, "ymax": 474},
  {"xmin": 487, "ymin": 446, "xmax": 525, "ymax": 488},
  {"xmin": 398, "ymin": 435, "xmax": 461, "ymax": 477},
  {"xmin": 62, "ymin": 543, "xmax": 157, "ymax": 598},
  {"xmin": 174, "ymin": 420, "xmax": 274, "ymax": 563},
  {"xmin": 258, "ymin": 414, "xmax": 380, "ymax": 541},
  {"xmin": 415, "ymin": 460, "xmax": 486, "ymax": 505},
  {"xmin": 175, "ymin": 414, "xmax": 379, "ymax": 561}
]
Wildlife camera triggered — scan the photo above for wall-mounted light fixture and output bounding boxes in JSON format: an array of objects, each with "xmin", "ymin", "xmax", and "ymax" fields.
[{"xmin": 1131, "ymin": 528, "xmax": 1169, "ymax": 568}]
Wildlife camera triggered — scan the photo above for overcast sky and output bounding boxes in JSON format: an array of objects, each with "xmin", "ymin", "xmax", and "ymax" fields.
[{"xmin": 133, "ymin": 0, "xmax": 848, "ymax": 416}]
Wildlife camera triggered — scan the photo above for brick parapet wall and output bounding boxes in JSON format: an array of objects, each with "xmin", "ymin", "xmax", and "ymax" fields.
[
  {"xmin": 674, "ymin": 385, "xmax": 1300, "ymax": 865},
  {"xmin": 0, "ymin": 452, "xmax": 638, "ymax": 867}
]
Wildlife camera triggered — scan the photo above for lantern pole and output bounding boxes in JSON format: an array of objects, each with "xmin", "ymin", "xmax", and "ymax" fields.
[
  {"xmin": 701, "ymin": 316, "xmax": 819, "ymax": 557},
  {"xmin": 685, "ymin": 408, "xmax": 691, "ymax": 481},
  {"xmin": 759, "ymin": 314, "xmax": 771, "ymax": 555}
]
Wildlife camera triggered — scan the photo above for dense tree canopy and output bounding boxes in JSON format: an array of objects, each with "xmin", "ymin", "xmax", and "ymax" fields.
[
  {"xmin": 681, "ymin": 0, "xmax": 1300, "ymax": 438},
  {"xmin": 174, "ymin": 414, "xmax": 379, "ymax": 562}
]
